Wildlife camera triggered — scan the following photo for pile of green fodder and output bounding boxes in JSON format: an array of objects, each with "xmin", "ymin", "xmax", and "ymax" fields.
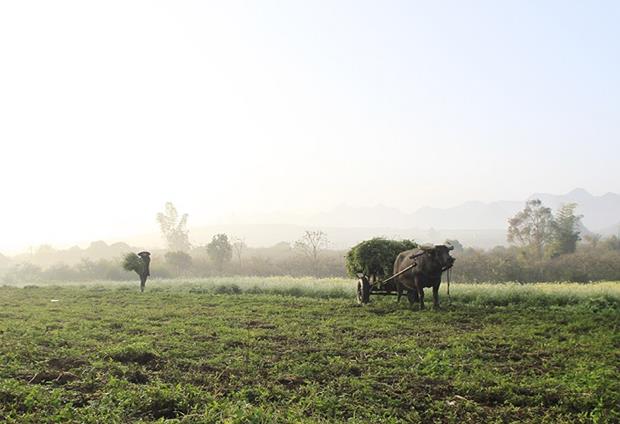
[{"xmin": 122, "ymin": 252, "xmax": 145, "ymax": 274}]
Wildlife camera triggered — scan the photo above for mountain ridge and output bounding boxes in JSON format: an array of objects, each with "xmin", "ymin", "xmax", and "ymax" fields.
[{"xmin": 307, "ymin": 189, "xmax": 619, "ymax": 233}]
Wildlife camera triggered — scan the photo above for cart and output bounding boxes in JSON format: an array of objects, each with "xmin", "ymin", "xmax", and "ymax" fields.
[{"xmin": 355, "ymin": 251, "xmax": 425, "ymax": 304}]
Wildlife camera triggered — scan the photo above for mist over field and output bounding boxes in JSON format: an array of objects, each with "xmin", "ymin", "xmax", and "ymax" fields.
[{"xmin": 1, "ymin": 2, "xmax": 619, "ymax": 422}]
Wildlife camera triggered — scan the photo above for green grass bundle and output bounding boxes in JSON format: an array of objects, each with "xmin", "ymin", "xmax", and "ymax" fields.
[
  {"xmin": 346, "ymin": 237, "xmax": 417, "ymax": 279},
  {"xmin": 122, "ymin": 253, "xmax": 145, "ymax": 275}
]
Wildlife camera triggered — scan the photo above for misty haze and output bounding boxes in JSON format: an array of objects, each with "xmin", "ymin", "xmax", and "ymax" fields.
[{"xmin": 1, "ymin": 2, "xmax": 618, "ymax": 423}]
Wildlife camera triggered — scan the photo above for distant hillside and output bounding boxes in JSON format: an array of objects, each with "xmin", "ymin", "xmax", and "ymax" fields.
[
  {"xmin": 305, "ymin": 188, "xmax": 620, "ymax": 234},
  {"xmin": 529, "ymin": 189, "xmax": 620, "ymax": 233},
  {"xmin": 6, "ymin": 188, "xmax": 617, "ymax": 256},
  {"xmin": 0, "ymin": 253, "xmax": 11, "ymax": 269},
  {"xmin": 599, "ymin": 222, "xmax": 620, "ymax": 237},
  {"xmin": 183, "ymin": 224, "xmax": 506, "ymax": 250},
  {"xmin": 118, "ymin": 188, "xmax": 618, "ymax": 251},
  {"xmin": 10, "ymin": 240, "xmax": 143, "ymax": 267},
  {"xmin": 409, "ymin": 200, "xmax": 523, "ymax": 230}
]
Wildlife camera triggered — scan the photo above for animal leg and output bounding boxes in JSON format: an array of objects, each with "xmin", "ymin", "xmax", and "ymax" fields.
[
  {"xmin": 411, "ymin": 291, "xmax": 419, "ymax": 302},
  {"xmin": 432, "ymin": 286, "xmax": 440, "ymax": 309},
  {"xmin": 417, "ymin": 285, "xmax": 425, "ymax": 310},
  {"xmin": 396, "ymin": 282, "xmax": 402, "ymax": 303},
  {"xmin": 406, "ymin": 289, "xmax": 417, "ymax": 306}
]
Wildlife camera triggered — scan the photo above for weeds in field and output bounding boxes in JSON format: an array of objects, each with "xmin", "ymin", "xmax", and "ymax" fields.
[{"xmin": 0, "ymin": 280, "xmax": 618, "ymax": 422}]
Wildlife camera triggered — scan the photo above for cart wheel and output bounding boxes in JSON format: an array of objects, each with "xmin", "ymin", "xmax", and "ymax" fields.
[{"xmin": 356, "ymin": 277, "xmax": 370, "ymax": 304}]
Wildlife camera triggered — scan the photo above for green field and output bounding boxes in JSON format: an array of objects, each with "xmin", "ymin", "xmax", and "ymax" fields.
[{"xmin": 0, "ymin": 279, "xmax": 618, "ymax": 423}]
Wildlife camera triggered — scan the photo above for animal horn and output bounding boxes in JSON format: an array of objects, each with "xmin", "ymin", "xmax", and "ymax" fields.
[{"xmin": 447, "ymin": 244, "xmax": 454, "ymax": 250}]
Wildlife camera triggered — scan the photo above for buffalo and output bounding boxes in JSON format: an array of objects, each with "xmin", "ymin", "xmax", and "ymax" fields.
[{"xmin": 393, "ymin": 244, "xmax": 455, "ymax": 309}]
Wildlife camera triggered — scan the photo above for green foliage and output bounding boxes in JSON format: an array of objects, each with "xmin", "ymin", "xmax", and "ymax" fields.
[
  {"xmin": 6, "ymin": 234, "xmax": 620, "ymax": 284},
  {"xmin": 549, "ymin": 203, "xmax": 583, "ymax": 257},
  {"xmin": 449, "ymin": 246, "xmax": 620, "ymax": 283},
  {"xmin": 122, "ymin": 253, "xmax": 144, "ymax": 275},
  {"xmin": 508, "ymin": 199, "xmax": 555, "ymax": 259},
  {"xmin": 602, "ymin": 234, "xmax": 620, "ymax": 250},
  {"xmin": 345, "ymin": 237, "xmax": 417, "ymax": 278},
  {"xmin": 206, "ymin": 234, "xmax": 233, "ymax": 272},
  {"xmin": 106, "ymin": 342, "xmax": 159, "ymax": 364},
  {"xmin": 0, "ymin": 282, "xmax": 618, "ymax": 422}
]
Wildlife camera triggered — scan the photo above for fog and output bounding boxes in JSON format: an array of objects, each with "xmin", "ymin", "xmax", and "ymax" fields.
[{"xmin": 1, "ymin": 1, "xmax": 619, "ymax": 253}]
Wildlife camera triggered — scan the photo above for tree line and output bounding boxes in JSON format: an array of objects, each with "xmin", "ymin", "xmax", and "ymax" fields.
[{"xmin": 2, "ymin": 200, "xmax": 619, "ymax": 283}]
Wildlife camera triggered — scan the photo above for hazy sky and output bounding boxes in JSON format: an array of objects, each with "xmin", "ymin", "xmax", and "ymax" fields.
[{"xmin": 1, "ymin": 1, "xmax": 619, "ymax": 252}]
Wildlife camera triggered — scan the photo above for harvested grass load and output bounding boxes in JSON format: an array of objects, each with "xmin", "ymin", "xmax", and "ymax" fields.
[{"xmin": 123, "ymin": 253, "xmax": 145, "ymax": 275}]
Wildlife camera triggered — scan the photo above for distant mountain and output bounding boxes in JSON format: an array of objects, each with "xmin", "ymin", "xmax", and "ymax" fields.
[
  {"xmin": 599, "ymin": 222, "xmax": 620, "ymax": 237},
  {"xmin": 128, "ymin": 188, "xmax": 618, "ymax": 251},
  {"xmin": 0, "ymin": 253, "xmax": 10, "ymax": 269},
  {"xmin": 528, "ymin": 188, "xmax": 620, "ymax": 232},
  {"xmin": 6, "ymin": 189, "xmax": 617, "ymax": 256},
  {"xmin": 305, "ymin": 189, "xmax": 620, "ymax": 234},
  {"xmin": 410, "ymin": 200, "xmax": 523, "ymax": 230},
  {"xmin": 308, "ymin": 204, "xmax": 412, "ymax": 228},
  {"xmin": 184, "ymin": 223, "xmax": 507, "ymax": 250}
]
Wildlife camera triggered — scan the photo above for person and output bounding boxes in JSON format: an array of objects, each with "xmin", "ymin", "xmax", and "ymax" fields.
[{"xmin": 137, "ymin": 251, "xmax": 151, "ymax": 292}]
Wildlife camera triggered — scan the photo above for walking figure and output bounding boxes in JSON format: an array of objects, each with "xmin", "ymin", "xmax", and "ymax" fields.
[
  {"xmin": 137, "ymin": 251, "xmax": 151, "ymax": 292},
  {"xmin": 122, "ymin": 251, "xmax": 152, "ymax": 292}
]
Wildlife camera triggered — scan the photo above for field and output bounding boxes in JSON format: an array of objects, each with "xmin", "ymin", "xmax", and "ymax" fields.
[{"xmin": 0, "ymin": 278, "xmax": 618, "ymax": 423}]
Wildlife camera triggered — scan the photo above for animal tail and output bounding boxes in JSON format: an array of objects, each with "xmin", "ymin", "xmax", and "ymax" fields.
[{"xmin": 447, "ymin": 268, "xmax": 451, "ymax": 305}]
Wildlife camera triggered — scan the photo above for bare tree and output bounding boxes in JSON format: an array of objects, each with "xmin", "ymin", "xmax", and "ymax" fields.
[
  {"xmin": 294, "ymin": 230, "xmax": 329, "ymax": 276},
  {"xmin": 231, "ymin": 237, "xmax": 246, "ymax": 264}
]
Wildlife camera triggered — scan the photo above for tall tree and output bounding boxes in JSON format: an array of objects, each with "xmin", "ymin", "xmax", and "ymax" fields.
[
  {"xmin": 156, "ymin": 202, "xmax": 191, "ymax": 252},
  {"xmin": 549, "ymin": 203, "xmax": 583, "ymax": 256},
  {"xmin": 231, "ymin": 237, "xmax": 246, "ymax": 264},
  {"xmin": 507, "ymin": 199, "xmax": 555, "ymax": 259},
  {"xmin": 294, "ymin": 230, "xmax": 329, "ymax": 276},
  {"xmin": 206, "ymin": 234, "xmax": 232, "ymax": 272}
]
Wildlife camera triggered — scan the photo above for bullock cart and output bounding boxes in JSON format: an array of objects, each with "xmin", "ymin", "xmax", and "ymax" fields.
[{"xmin": 355, "ymin": 251, "xmax": 425, "ymax": 304}]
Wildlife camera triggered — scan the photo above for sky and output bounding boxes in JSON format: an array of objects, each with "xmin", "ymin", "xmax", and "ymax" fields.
[{"xmin": 1, "ymin": 1, "xmax": 619, "ymax": 252}]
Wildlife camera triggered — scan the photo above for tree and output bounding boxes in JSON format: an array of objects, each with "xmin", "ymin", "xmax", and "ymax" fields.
[
  {"xmin": 294, "ymin": 230, "xmax": 329, "ymax": 276},
  {"xmin": 156, "ymin": 202, "xmax": 190, "ymax": 252},
  {"xmin": 206, "ymin": 234, "xmax": 232, "ymax": 272},
  {"xmin": 549, "ymin": 203, "xmax": 583, "ymax": 256},
  {"xmin": 507, "ymin": 199, "xmax": 555, "ymax": 259},
  {"xmin": 602, "ymin": 235, "xmax": 620, "ymax": 251},
  {"xmin": 583, "ymin": 233, "xmax": 602, "ymax": 249},
  {"xmin": 165, "ymin": 251, "xmax": 193, "ymax": 276},
  {"xmin": 231, "ymin": 237, "xmax": 246, "ymax": 264}
]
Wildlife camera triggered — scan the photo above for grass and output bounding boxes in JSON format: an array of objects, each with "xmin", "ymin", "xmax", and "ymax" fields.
[{"xmin": 0, "ymin": 278, "xmax": 618, "ymax": 423}]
